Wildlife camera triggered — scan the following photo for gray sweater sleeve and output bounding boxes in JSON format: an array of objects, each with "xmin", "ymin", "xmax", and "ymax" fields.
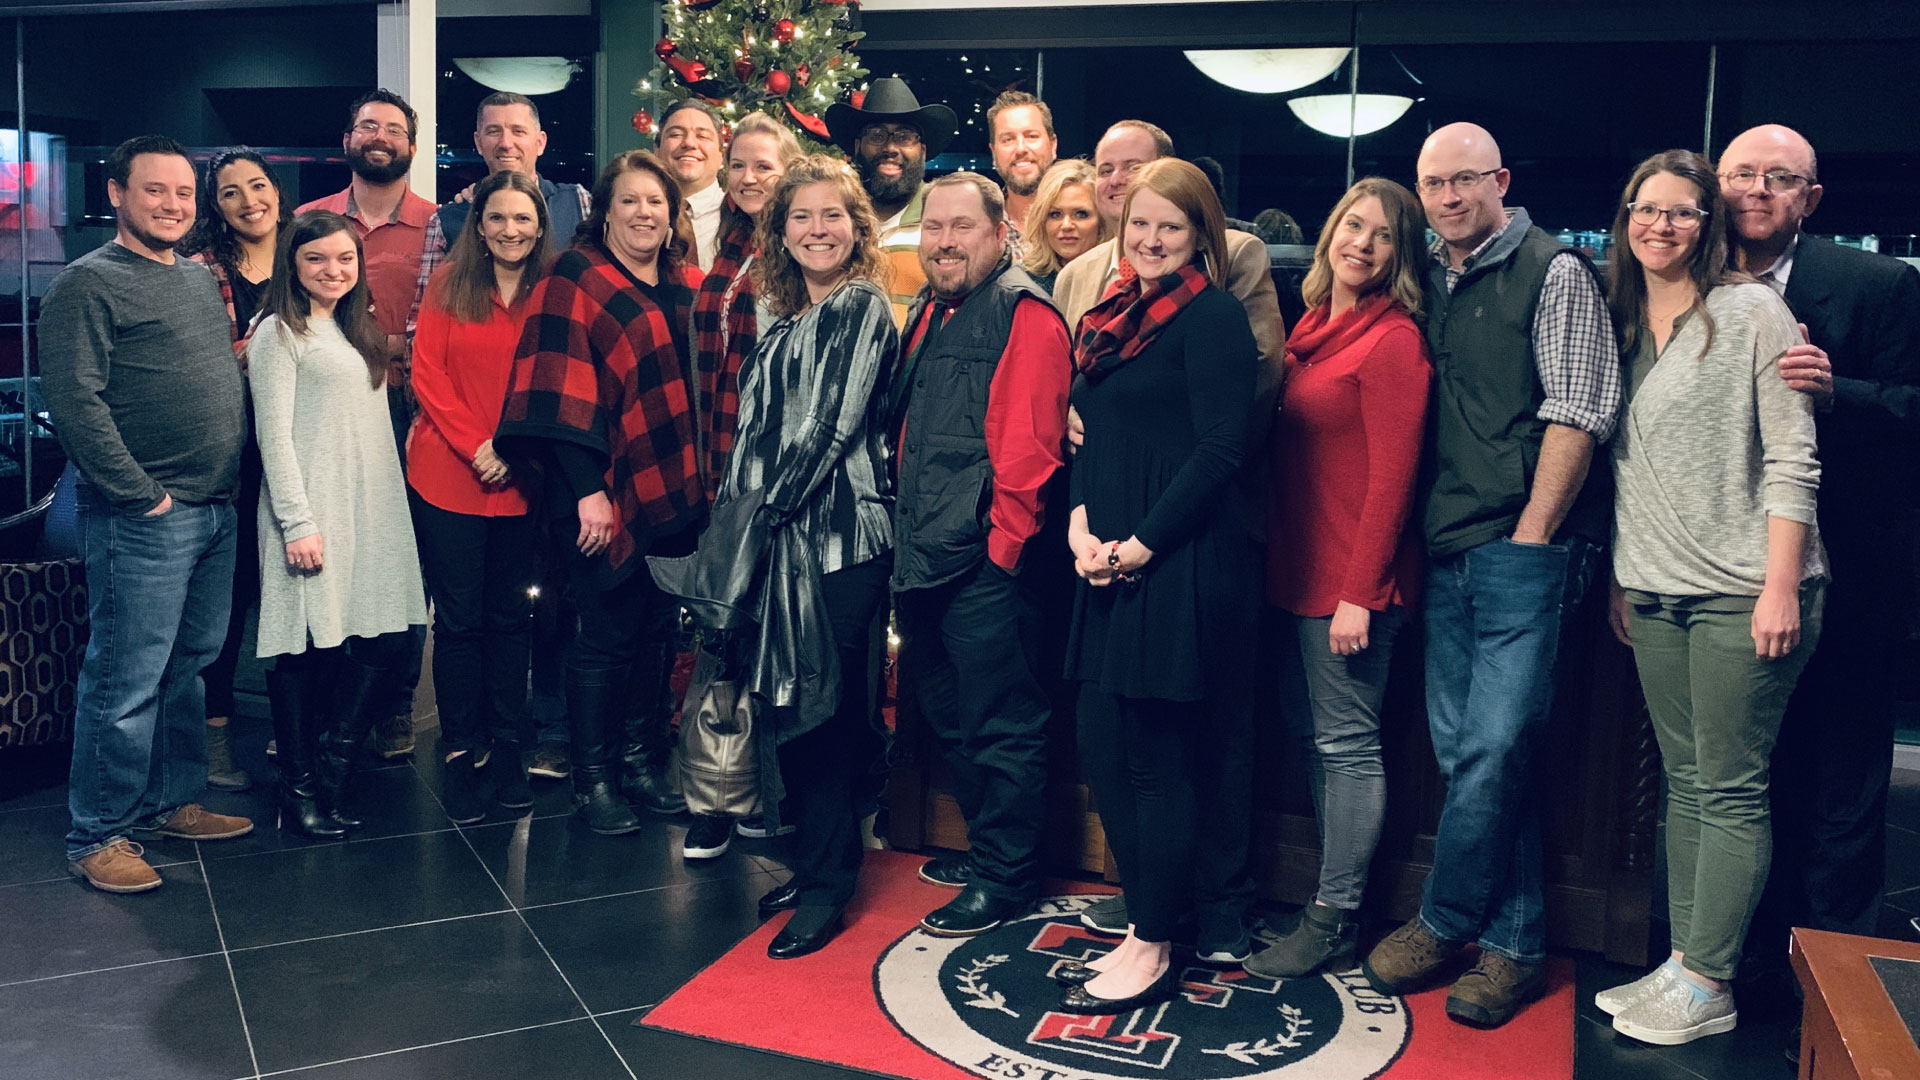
[
  {"xmin": 39, "ymin": 267, "xmax": 166, "ymax": 512},
  {"xmin": 248, "ymin": 318, "xmax": 321, "ymax": 543},
  {"xmin": 1750, "ymin": 292, "xmax": 1821, "ymax": 525}
]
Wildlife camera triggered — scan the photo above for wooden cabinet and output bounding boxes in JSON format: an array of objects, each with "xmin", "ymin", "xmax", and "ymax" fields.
[{"xmin": 883, "ymin": 576, "xmax": 1663, "ymax": 966}]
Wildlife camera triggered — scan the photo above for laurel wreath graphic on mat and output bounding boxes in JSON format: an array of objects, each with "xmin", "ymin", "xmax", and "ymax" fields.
[
  {"xmin": 955, "ymin": 955, "xmax": 1020, "ymax": 1018},
  {"xmin": 1202, "ymin": 1003, "xmax": 1316, "ymax": 1064}
]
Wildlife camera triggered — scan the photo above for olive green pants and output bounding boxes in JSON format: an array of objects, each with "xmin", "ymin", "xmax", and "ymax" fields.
[{"xmin": 1625, "ymin": 582, "xmax": 1824, "ymax": 981}]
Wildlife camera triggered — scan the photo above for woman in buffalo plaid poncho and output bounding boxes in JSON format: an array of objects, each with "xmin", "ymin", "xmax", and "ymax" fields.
[{"xmin": 496, "ymin": 150, "xmax": 717, "ymax": 836}]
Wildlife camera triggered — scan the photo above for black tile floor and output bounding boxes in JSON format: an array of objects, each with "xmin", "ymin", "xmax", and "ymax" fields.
[{"xmin": 2, "ymin": 721, "xmax": 1916, "ymax": 1080}]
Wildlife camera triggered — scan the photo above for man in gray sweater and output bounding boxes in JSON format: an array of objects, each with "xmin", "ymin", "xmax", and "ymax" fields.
[{"xmin": 42, "ymin": 135, "xmax": 253, "ymax": 894}]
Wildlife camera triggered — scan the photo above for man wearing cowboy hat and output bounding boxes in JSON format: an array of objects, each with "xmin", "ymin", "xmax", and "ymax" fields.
[{"xmin": 827, "ymin": 76, "xmax": 957, "ymax": 328}]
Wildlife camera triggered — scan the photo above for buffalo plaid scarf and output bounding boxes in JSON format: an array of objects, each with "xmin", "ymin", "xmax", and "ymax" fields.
[
  {"xmin": 691, "ymin": 207, "xmax": 758, "ymax": 485},
  {"xmin": 1073, "ymin": 260, "xmax": 1212, "ymax": 377},
  {"xmin": 497, "ymin": 244, "xmax": 709, "ymax": 576}
]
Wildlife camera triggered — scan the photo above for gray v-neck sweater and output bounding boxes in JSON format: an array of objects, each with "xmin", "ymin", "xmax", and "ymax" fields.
[{"xmin": 1611, "ymin": 281, "xmax": 1826, "ymax": 597}]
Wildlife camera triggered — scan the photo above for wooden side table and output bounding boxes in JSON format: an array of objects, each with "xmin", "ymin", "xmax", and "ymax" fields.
[{"xmin": 1790, "ymin": 927, "xmax": 1920, "ymax": 1080}]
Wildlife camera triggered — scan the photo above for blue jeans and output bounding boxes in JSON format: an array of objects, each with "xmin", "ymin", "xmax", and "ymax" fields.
[
  {"xmin": 50, "ymin": 467, "xmax": 238, "ymax": 860},
  {"xmin": 1419, "ymin": 536, "xmax": 1597, "ymax": 962}
]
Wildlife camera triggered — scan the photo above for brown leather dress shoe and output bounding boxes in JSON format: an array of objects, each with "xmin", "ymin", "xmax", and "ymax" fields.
[
  {"xmin": 70, "ymin": 840, "xmax": 162, "ymax": 893},
  {"xmin": 138, "ymin": 803, "xmax": 254, "ymax": 841}
]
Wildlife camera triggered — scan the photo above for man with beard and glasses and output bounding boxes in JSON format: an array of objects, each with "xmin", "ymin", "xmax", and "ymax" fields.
[
  {"xmin": 827, "ymin": 77, "xmax": 957, "ymax": 328},
  {"xmin": 657, "ymin": 98, "xmax": 726, "ymax": 272},
  {"xmin": 986, "ymin": 90, "xmax": 1058, "ymax": 253},
  {"xmin": 42, "ymin": 135, "xmax": 253, "ymax": 893},
  {"xmin": 298, "ymin": 88, "xmax": 437, "ymax": 760},
  {"xmin": 889, "ymin": 172, "xmax": 1072, "ymax": 937}
]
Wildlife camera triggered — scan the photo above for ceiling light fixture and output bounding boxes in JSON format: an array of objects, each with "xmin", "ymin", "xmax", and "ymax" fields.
[
  {"xmin": 1182, "ymin": 48, "xmax": 1350, "ymax": 94},
  {"xmin": 1287, "ymin": 93, "xmax": 1415, "ymax": 138}
]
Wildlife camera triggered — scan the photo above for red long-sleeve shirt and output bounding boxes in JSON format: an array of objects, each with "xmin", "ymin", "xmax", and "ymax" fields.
[
  {"xmin": 902, "ymin": 295, "xmax": 1072, "ymax": 572},
  {"xmin": 1266, "ymin": 302, "xmax": 1431, "ymax": 615},
  {"xmin": 407, "ymin": 285, "xmax": 531, "ymax": 517}
]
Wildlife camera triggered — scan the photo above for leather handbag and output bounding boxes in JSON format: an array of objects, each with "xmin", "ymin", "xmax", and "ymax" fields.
[{"xmin": 677, "ymin": 642, "xmax": 761, "ymax": 817}]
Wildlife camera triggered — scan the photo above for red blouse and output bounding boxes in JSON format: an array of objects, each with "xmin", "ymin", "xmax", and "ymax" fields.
[
  {"xmin": 1265, "ymin": 297, "xmax": 1431, "ymax": 616},
  {"xmin": 407, "ymin": 279, "xmax": 532, "ymax": 517}
]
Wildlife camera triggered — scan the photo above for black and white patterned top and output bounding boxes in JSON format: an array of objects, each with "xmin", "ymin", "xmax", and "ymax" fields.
[{"xmin": 718, "ymin": 275, "xmax": 900, "ymax": 575}]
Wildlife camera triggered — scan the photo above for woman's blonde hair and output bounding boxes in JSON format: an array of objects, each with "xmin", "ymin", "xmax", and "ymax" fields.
[
  {"xmin": 1120, "ymin": 158, "xmax": 1229, "ymax": 288},
  {"xmin": 1300, "ymin": 177, "xmax": 1427, "ymax": 320},
  {"xmin": 751, "ymin": 154, "xmax": 890, "ymax": 319},
  {"xmin": 1019, "ymin": 159, "xmax": 1103, "ymax": 278},
  {"xmin": 719, "ymin": 111, "xmax": 804, "ymax": 236}
]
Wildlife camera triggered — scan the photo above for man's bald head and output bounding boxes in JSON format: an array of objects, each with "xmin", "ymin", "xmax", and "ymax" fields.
[
  {"xmin": 1418, "ymin": 122, "xmax": 1503, "ymax": 175},
  {"xmin": 1417, "ymin": 122, "xmax": 1512, "ymax": 263},
  {"xmin": 1721, "ymin": 124, "xmax": 1818, "ymax": 183},
  {"xmin": 1718, "ymin": 123, "xmax": 1824, "ymax": 266}
]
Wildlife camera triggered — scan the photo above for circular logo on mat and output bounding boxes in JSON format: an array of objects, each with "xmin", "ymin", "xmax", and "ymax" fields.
[{"xmin": 875, "ymin": 895, "xmax": 1411, "ymax": 1080}]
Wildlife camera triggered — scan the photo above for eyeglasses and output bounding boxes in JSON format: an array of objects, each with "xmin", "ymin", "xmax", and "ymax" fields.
[
  {"xmin": 1415, "ymin": 169, "xmax": 1500, "ymax": 195},
  {"xmin": 351, "ymin": 120, "xmax": 411, "ymax": 140},
  {"xmin": 859, "ymin": 126, "xmax": 922, "ymax": 148},
  {"xmin": 1627, "ymin": 202, "xmax": 1709, "ymax": 230},
  {"xmin": 1719, "ymin": 168, "xmax": 1813, "ymax": 193}
]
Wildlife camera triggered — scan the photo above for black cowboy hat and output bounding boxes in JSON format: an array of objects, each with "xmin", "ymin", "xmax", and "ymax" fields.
[{"xmin": 824, "ymin": 76, "xmax": 958, "ymax": 158}]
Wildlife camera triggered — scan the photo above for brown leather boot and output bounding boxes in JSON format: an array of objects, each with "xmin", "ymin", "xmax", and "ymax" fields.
[
  {"xmin": 1361, "ymin": 917, "xmax": 1463, "ymax": 994},
  {"xmin": 1446, "ymin": 951, "xmax": 1547, "ymax": 1028}
]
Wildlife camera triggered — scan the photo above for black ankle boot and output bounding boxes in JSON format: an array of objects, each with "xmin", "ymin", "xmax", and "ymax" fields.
[
  {"xmin": 268, "ymin": 667, "xmax": 346, "ymax": 840},
  {"xmin": 316, "ymin": 653, "xmax": 393, "ymax": 829},
  {"xmin": 567, "ymin": 666, "xmax": 641, "ymax": 835},
  {"xmin": 442, "ymin": 751, "xmax": 490, "ymax": 824},
  {"xmin": 488, "ymin": 741, "xmax": 534, "ymax": 810}
]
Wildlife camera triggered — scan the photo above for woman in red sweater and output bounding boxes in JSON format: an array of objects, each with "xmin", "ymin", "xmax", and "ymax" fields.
[
  {"xmin": 409, "ymin": 170, "xmax": 548, "ymax": 823},
  {"xmin": 1247, "ymin": 177, "xmax": 1431, "ymax": 980}
]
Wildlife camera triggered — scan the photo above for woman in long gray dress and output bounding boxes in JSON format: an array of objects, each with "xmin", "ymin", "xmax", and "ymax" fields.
[{"xmin": 250, "ymin": 210, "xmax": 427, "ymax": 837}]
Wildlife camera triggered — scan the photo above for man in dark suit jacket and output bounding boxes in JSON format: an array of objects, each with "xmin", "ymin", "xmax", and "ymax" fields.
[{"xmin": 1719, "ymin": 124, "xmax": 1920, "ymax": 975}]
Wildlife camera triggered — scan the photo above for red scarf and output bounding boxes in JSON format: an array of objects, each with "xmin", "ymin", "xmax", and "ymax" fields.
[
  {"xmin": 1285, "ymin": 293, "xmax": 1404, "ymax": 370},
  {"xmin": 1073, "ymin": 260, "xmax": 1211, "ymax": 376}
]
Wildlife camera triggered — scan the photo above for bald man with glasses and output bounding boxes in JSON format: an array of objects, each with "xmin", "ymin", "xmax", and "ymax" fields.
[
  {"xmin": 1360, "ymin": 122, "xmax": 1620, "ymax": 1031},
  {"xmin": 1717, "ymin": 125, "xmax": 1920, "ymax": 1037}
]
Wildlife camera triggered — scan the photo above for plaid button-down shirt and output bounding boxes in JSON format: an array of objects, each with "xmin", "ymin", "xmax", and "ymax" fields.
[{"xmin": 1432, "ymin": 209, "xmax": 1621, "ymax": 442}]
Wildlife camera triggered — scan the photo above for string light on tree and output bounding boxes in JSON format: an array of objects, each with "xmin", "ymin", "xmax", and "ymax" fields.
[{"xmin": 639, "ymin": 0, "xmax": 867, "ymax": 151}]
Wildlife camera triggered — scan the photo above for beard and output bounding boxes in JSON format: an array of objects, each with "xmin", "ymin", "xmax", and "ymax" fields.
[
  {"xmin": 856, "ymin": 149, "xmax": 925, "ymax": 206},
  {"xmin": 1004, "ymin": 173, "xmax": 1042, "ymax": 198},
  {"xmin": 348, "ymin": 141, "xmax": 413, "ymax": 185}
]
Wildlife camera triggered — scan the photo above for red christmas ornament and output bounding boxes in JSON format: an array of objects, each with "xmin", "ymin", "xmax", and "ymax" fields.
[
  {"xmin": 654, "ymin": 37, "xmax": 677, "ymax": 61},
  {"xmin": 631, "ymin": 110, "xmax": 654, "ymax": 135},
  {"xmin": 784, "ymin": 102, "xmax": 831, "ymax": 139},
  {"xmin": 764, "ymin": 70, "xmax": 792, "ymax": 96},
  {"xmin": 720, "ymin": 123, "xmax": 734, "ymax": 142},
  {"xmin": 851, "ymin": 90, "xmax": 866, "ymax": 109},
  {"xmin": 733, "ymin": 55, "xmax": 755, "ymax": 82},
  {"xmin": 796, "ymin": 63, "xmax": 810, "ymax": 87},
  {"xmin": 774, "ymin": 18, "xmax": 796, "ymax": 43}
]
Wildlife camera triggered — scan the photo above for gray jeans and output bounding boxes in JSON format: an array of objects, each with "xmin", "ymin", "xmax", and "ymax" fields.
[{"xmin": 1280, "ymin": 607, "xmax": 1404, "ymax": 911}]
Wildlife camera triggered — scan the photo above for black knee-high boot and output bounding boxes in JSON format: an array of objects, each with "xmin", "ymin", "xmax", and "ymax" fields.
[
  {"xmin": 619, "ymin": 647, "xmax": 687, "ymax": 815},
  {"xmin": 268, "ymin": 666, "xmax": 346, "ymax": 839},
  {"xmin": 316, "ymin": 653, "xmax": 393, "ymax": 829},
  {"xmin": 567, "ymin": 665, "xmax": 642, "ymax": 834}
]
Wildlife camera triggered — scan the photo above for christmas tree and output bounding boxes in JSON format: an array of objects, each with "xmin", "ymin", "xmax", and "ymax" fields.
[{"xmin": 638, "ymin": 0, "xmax": 870, "ymax": 152}]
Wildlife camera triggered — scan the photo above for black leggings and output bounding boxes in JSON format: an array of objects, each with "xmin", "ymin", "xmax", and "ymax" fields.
[
  {"xmin": 777, "ymin": 555, "xmax": 892, "ymax": 907},
  {"xmin": 1076, "ymin": 687, "xmax": 1208, "ymax": 942}
]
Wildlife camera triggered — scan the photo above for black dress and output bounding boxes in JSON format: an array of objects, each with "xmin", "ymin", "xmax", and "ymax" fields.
[{"xmin": 1064, "ymin": 286, "xmax": 1259, "ymax": 702}]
